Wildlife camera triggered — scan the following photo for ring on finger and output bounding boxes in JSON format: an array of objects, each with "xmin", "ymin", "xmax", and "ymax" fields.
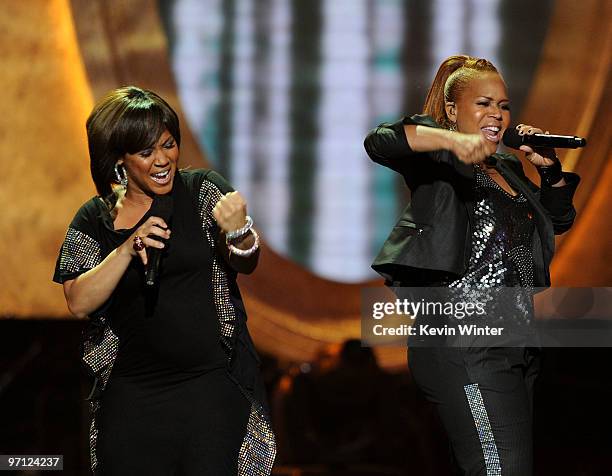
[{"xmin": 133, "ymin": 236, "xmax": 145, "ymax": 252}]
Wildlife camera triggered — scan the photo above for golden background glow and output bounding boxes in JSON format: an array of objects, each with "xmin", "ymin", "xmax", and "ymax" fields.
[{"xmin": 2, "ymin": 0, "xmax": 610, "ymax": 368}]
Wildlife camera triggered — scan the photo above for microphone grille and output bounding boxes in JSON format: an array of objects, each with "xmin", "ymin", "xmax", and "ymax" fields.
[{"xmin": 502, "ymin": 128, "xmax": 523, "ymax": 150}]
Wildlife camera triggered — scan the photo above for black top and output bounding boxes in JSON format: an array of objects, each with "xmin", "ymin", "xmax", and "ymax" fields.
[
  {"xmin": 446, "ymin": 167, "xmax": 538, "ymax": 344},
  {"xmin": 449, "ymin": 166, "xmax": 535, "ymax": 289}
]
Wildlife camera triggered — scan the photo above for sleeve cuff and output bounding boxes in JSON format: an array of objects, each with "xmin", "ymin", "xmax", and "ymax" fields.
[
  {"xmin": 539, "ymin": 172, "xmax": 580, "ymax": 216},
  {"xmin": 363, "ymin": 119, "xmax": 413, "ymax": 166},
  {"xmin": 401, "ymin": 114, "xmax": 442, "ymax": 129}
]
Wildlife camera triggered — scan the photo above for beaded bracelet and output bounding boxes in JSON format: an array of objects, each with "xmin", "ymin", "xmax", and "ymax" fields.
[
  {"xmin": 228, "ymin": 228, "xmax": 260, "ymax": 258},
  {"xmin": 536, "ymin": 158, "xmax": 563, "ymax": 186},
  {"xmin": 225, "ymin": 215, "xmax": 253, "ymax": 243}
]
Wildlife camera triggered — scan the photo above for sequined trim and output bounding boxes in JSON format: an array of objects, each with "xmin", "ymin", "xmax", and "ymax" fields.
[
  {"xmin": 464, "ymin": 383, "xmax": 502, "ymax": 475},
  {"xmin": 237, "ymin": 403, "xmax": 277, "ymax": 475},
  {"xmin": 82, "ymin": 321, "xmax": 119, "ymax": 378},
  {"xmin": 89, "ymin": 400, "xmax": 100, "ymax": 470},
  {"xmin": 56, "ymin": 227, "xmax": 115, "ymax": 471},
  {"xmin": 85, "ymin": 325, "xmax": 118, "ymax": 472},
  {"xmin": 198, "ymin": 180, "xmax": 237, "ymax": 350},
  {"xmin": 198, "ymin": 177, "xmax": 277, "ymax": 474},
  {"xmin": 58, "ymin": 228, "xmax": 101, "ymax": 276}
]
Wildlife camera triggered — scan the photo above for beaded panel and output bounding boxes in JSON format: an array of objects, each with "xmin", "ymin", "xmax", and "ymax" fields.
[
  {"xmin": 197, "ymin": 177, "xmax": 277, "ymax": 473},
  {"xmin": 464, "ymin": 383, "xmax": 502, "ymax": 475},
  {"xmin": 82, "ymin": 322, "xmax": 119, "ymax": 380},
  {"xmin": 238, "ymin": 403, "xmax": 277, "ymax": 476},
  {"xmin": 58, "ymin": 227, "xmax": 101, "ymax": 276},
  {"xmin": 198, "ymin": 179, "xmax": 236, "ymax": 349}
]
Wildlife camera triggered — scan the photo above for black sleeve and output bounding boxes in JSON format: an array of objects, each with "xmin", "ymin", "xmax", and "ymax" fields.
[
  {"xmin": 52, "ymin": 199, "xmax": 103, "ymax": 284},
  {"xmin": 205, "ymin": 169, "xmax": 235, "ymax": 195},
  {"xmin": 183, "ymin": 168, "xmax": 237, "ymax": 235},
  {"xmin": 363, "ymin": 119, "xmax": 414, "ymax": 174},
  {"xmin": 203, "ymin": 170, "xmax": 236, "ymax": 246},
  {"xmin": 501, "ymin": 155, "xmax": 580, "ymax": 235},
  {"xmin": 192, "ymin": 169, "xmax": 246, "ymax": 275},
  {"xmin": 364, "ymin": 114, "xmax": 473, "ymax": 190},
  {"xmin": 364, "ymin": 114, "xmax": 444, "ymax": 172},
  {"xmin": 539, "ymin": 172, "xmax": 580, "ymax": 235}
]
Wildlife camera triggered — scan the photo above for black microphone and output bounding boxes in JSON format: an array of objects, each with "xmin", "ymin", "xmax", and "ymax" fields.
[
  {"xmin": 503, "ymin": 127, "xmax": 587, "ymax": 150},
  {"xmin": 145, "ymin": 194, "xmax": 173, "ymax": 287}
]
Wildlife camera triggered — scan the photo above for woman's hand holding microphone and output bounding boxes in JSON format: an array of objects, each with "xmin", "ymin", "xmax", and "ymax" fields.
[
  {"xmin": 514, "ymin": 124, "xmax": 558, "ymax": 167},
  {"xmin": 123, "ymin": 217, "xmax": 171, "ymax": 266},
  {"xmin": 516, "ymin": 123, "xmax": 565, "ymax": 187}
]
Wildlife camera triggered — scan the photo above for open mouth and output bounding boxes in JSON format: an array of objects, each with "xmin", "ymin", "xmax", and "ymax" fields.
[
  {"xmin": 481, "ymin": 126, "xmax": 501, "ymax": 143},
  {"xmin": 150, "ymin": 169, "xmax": 172, "ymax": 185}
]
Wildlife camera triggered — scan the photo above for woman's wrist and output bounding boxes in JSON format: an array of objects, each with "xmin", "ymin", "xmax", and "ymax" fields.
[
  {"xmin": 229, "ymin": 229, "xmax": 256, "ymax": 249},
  {"xmin": 225, "ymin": 215, "xmax": 253, "ymax": 243},
  {"xmin": 536, "ymin": 156, "xmax": 563, "ymax": 186},
  {"xmin": 405, "ymin": 125, "xmax": 454, "ymax": 153},
  {"xmin": 227, "ymin": 228, "xmax": 260, "ymax": 258},
  {"xmin": 117, "ymin": 241, "xmax": 137, "ymax": 259}
]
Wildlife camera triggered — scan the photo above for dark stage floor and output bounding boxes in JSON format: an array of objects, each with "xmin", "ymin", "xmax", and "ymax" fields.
[{"xmin": 1, "ymin": 320, "xmax": 610, "ymax": 475}]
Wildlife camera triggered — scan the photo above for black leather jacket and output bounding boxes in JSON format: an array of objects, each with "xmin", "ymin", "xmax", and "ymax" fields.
[{"xmin": 364, "ymin": 114, "xmax": 580, "ymax": 287}]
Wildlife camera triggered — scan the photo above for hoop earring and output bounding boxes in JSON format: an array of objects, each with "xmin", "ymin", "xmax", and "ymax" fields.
[{"xmin": 114, "ymin": 163, "xmax": 128, "ymax": 187}]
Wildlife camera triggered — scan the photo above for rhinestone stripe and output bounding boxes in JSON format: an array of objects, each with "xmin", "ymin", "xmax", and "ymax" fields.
[
  {"xmin": 198, "ymin": 180, "xmax": 237, "ymax": 347},
  {"xmin": 89, "ymin": 400, "xmax": 100, "ymax": 470},
  {"xmin": 238, "ymin": 403, "xmax": 277, "ymax": 475},
  {"xmin": 464, "ymin": 383, "xmax": 502, "ymax": 475},
  {"xmin": 84, "ymin": 326, "xmax": 119, "ymax": 472},
  {"xmin": 197, "ymin": 177, "xmax": 276, "ymax": 474}
]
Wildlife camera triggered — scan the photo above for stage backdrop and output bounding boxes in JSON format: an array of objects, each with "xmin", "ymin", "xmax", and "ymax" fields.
[{"xmin": 1, "ymin": 0, "xmax": 610, "ymax": 368}]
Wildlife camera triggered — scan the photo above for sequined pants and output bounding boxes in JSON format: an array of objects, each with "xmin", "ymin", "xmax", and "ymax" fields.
[{"xmin": 409, "ymin": 346, "xmax": 540, "ymax": 476}]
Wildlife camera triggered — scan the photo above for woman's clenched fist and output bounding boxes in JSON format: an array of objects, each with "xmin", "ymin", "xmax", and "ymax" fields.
[{"xmin": 213, "ymin": 191, "xmax": 248, "ymax": 233}]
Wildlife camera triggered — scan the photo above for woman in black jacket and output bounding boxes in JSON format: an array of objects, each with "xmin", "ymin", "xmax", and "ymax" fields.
[{"xmin": 364, "ymin": 55, "xmax": 579, "ymax": 475}]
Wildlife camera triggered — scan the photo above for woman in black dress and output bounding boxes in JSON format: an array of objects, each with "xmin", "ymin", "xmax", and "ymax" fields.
[
  {"xmin": 364, "ymin": 56, "xmax": 579, "ymax": 475},
  {"xmin": 53, "ymin": 86, "xmax": 275, "ymax": 475}
]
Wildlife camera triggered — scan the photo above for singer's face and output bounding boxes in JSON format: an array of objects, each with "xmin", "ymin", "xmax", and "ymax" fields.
[
  {"xmin": 450, "ymin": 72, "xmax": 511, "ymax": 147},
  {"xmin": 120, "ymin": 129, "xmax": 179, "ymax": 197}
]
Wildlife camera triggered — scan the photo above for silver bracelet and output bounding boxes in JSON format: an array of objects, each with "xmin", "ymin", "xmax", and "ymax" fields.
[
  {"xmin": 228, "ymin": 228, "xmax": 260, "ymax": 258},
  {"xmin": 225, "ymin": 215, "xmax": 253, "ymax": 243}
]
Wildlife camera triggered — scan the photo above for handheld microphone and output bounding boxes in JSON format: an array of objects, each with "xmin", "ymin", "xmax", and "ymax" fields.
[
  {"xmin": 502, "ymin": 127, "xmax": 586, "ymax": 149},
  {"xmin": 145, "ymin": 194, "xmax": 173, "ymax": 287},
  {"xmin": 502, "ymin": 127, "xmax": 587, "ymax": 150}
]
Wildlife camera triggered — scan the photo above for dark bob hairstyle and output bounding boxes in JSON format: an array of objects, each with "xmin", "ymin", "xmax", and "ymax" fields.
[{"xmin": 86, "ymin": 86, "xmax": 181, "ymax": 197}]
